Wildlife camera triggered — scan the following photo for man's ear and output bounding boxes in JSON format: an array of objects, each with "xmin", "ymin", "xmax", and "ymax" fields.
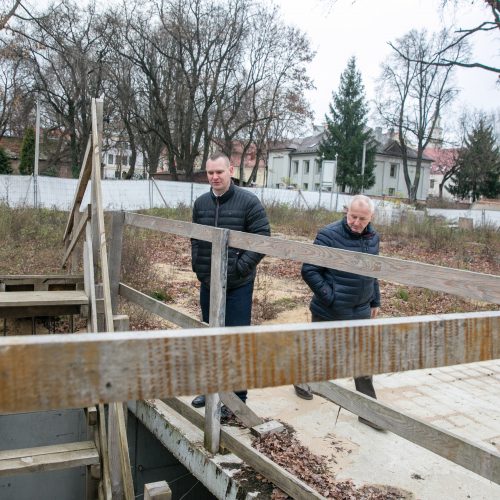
[{"xmin": 229, "ymin": 164, "xmax": 235, "ymax": 176}]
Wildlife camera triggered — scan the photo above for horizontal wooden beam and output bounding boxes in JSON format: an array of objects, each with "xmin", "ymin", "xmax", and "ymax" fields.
[
  {"xmin": 118, "ymin": 283, "xmax": 204, "ymax": 329},
  {"xmin": 123, "ymin": 213, "xmax": 500, "ymax": 304},
  {"xmin": 0, "ymin": 311, "xmax": 498, "ymax": 413},
  {"xmin": 0, "ymin": 441, "xmax": 99, "ymax": 476},
  {"xmin": 163, "ymin": 398, "xmax": 323, "ymax": 499},
  {"xmin": 310, "ymin": 381, "xmax": 500, "ymax": 485},
  {"xmin": 62, "ymin": 205, "xmax": 91, "ymax": 268},
  {"xmin": 227, "ymin": 231, "xmax": 500, "ymax": 305},
  {"xmin": 124, "ymin": 213, "xmax": 216, "ymax": 242}
]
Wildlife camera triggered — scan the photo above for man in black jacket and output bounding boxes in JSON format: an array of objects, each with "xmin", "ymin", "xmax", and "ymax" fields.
[
  {"xmin": 295, "ymin": 194, "xmax": 383, "ymax": 430},
  {"xmin": 190, "ymin": 152, "xmax": 270, "ymax": 409}
]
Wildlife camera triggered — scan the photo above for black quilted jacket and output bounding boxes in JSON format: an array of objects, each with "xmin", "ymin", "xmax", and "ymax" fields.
[
  {"xmin": 191, "ymin": 182, "xmax": 270, "ymax": 289},
  {"xmin": 301, "ymin": 218, "xmax": 381, "ymax": 320}
]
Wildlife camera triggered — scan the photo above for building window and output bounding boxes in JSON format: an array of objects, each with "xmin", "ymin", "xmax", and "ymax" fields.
[
  {"xmin": 390, "ymin": 164, "xmax": 398, "ymax": 177},
  {"xmin": 304, "ymin": 160, "xmax": 310, "ymax": 174},
  {"xmin": 430, "ymin": 179, "xmax": 435, "ymax": 188},
  {"xmin": 293, "ymin": 160, "xmax": 299, "ymax": 174},
  {"xmin": 315, "ymin": 159, "xmax": 321, "ymax": 173},
  {"xmin": 315, "ymin": 183, "xmax": 320, "ymax": 191},
  {"xmin": 303, "ymin": 183, "xmax": 308, "ymax": 190},
  {"xmin": 388, "ymin": 187, "xmax": 395, "ymax": 196},
  {"xmin": 108, "ymin": 154, "xmax": 114, "ymax": 164}
]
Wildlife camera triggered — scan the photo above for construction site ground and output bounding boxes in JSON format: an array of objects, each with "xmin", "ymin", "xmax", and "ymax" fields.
[{"xmin": 243, "ymin": 359, "xmax": 500, "ymax": 499}]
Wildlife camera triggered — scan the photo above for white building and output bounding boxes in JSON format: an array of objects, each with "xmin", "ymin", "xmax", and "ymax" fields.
[
  {"xmin": 102, "ymin": 139, "xmax": 147, "ymax": 180},
  {"xmin": 267, "ymin": 131, "xmax": 432, "ymax": 201}
]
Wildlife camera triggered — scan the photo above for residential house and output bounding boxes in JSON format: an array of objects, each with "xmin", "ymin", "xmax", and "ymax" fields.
[
  {"xmin": 102, "ymin": 138, "xmax": 147, "ymax": 179},
  {"xmin": 267, "ymin": 129, "xmax": 433, "ymax": 201}
]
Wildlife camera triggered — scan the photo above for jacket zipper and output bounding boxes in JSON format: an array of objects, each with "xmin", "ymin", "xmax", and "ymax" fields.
[{"xmin": 215, "ymin": 197, "xmax": 220, "ymax": 227}]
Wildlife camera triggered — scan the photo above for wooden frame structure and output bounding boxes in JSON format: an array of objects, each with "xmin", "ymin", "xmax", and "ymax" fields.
[{"xmin": 1, "ymin": 96, "xmax": 500, "ymax": 497}]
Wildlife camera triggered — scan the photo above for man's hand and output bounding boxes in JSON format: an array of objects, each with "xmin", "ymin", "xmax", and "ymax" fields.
[{"xmin": 370, "ymin": 307, "xmax": 379, "ymax": 319}]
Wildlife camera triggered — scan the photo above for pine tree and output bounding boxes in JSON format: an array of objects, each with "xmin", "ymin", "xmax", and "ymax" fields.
[
  {"xmin": 19, "ymin": 127, "xmax": 36, "ymax": 175},
  {"xmin": 0, "ymin": 147, "xmax": 12, "ymax": 174},
  {"xmin": 319, "ymin": 56, "xmax": 375, "ymax": 193},
  {"xmin": 448, "ymin": 119, "xmax": 500, "ymax": 202}
]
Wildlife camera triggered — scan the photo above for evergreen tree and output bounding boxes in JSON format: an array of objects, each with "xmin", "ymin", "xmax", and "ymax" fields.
[
  {"xmin": 448, "ymin": 119, "xmax": 500, "ymax": 202},
  {"xmin": 0, "ymin": 147, "xmax": 12, "ymax": 174},
  {"xmin": 19, "ymin": 127, "xmax": 36, "ymax": 175},
  {"xmin": 319, "ymin": 56, "xmax": 375, "ymax": 193}
]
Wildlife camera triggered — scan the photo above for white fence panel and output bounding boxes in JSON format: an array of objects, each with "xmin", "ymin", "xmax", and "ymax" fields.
[{"xmin": 0, "ymin": 175, "xmax": 498, "ymax": 228}]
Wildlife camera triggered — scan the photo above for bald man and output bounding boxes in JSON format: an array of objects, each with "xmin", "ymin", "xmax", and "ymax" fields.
[{"xmin": 296, "ymin": 195, "xmax": 383, "ymax": 431}]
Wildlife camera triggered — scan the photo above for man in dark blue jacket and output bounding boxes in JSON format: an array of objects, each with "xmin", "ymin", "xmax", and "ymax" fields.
[
  {"xmin": 296, "ymin": 194, "xmax": 383, "ymax": 430},
  {"xmin": 190, "ymin": 152, "xmax": 270, "ymax": 409}
]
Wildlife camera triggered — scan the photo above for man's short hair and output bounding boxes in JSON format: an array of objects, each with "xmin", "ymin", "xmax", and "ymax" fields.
[
  {"xmin": 348, "ymin": 194, "xmax": 375, "ymax": 214},
  {"xmin": 208, "ymin": 152, "xmax": 230, "ymax": 167}
]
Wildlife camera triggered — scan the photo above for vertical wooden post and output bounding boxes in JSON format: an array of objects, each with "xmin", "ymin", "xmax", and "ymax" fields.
[
  {"xmin": 70, "ymin": 201, "xmax": 81, "ymax": 272},
  {"xmin": 109, "ymin": 211, "xmax": 125, "ymax": 314},
  {"xmin": 204, "ymin": 228, "xmax": 229, "ymax": 454},
  {"xmin": 108, "ymin": 314, "xmax": 134, "ymax": 500},
  {"xmin": 144, "ymin": 481, "xmax": 171, "ymax": 500},
  {"xmin": 91, "ymin": 99, "xmax": 104, "ymax": 276}
]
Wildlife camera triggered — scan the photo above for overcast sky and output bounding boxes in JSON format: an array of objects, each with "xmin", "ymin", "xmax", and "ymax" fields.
[{"xmin": 273, "ymin": 0, "xmax": 499, "ymax": 136}]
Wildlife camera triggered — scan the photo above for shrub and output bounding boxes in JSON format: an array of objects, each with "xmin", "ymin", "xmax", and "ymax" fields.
[{"xmin": 0, "ymin": 147, "xmax": 12, "ymax": 174}]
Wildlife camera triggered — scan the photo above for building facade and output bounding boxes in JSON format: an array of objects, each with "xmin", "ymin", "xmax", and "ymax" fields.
[{"xmin": 267, "ymin": 131, "xmax": 432, "ymax": 201}]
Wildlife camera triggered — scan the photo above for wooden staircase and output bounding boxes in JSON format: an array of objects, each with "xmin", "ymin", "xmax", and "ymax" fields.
[
  {"xmin": 0, "ymin": 99, "xmax": 134, "ymax": 499},
  {"xmin": 0, "ymin": 289, "xmax": 88, "ymax": 318}
]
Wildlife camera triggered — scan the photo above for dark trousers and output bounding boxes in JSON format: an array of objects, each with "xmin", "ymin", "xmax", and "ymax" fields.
[
  {"xmin": 200, "ymin": 281, "xmax": 254, "ymax": 402},
  {"xmin": 312, "ymin": 314, "xmax": 376, "ymax": 398}
]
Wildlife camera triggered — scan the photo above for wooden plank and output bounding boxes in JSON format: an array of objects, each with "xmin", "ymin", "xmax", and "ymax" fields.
[
  {"xmin": 119, "ymin": 283, "xmax": 204, "ymax": 329},
  {"xmin": 91, "ymin": 99, "xmax": 114, "ymax": 335},
  {"xmin": 0, "ymin": 311, "xmax": 498, "ymax": 413},
  {"xmin": 144, "ymin": 481, "xmax": 171, "ymax": 500},
  {"xmin": 98, "ymin": 403, "xmax": 112, "ymax": 500},
  {"xmin": 123, "ymin": 213, "xmax": 500, "ymax": 304},
  {"xmin": 310, "ymin": 381, "xmax": 500, "ymax": 485},
  {"xmin": 227, "ymin": 231, "xmax": 500, "ymax": 305},
  {"xmin": 219, "ymin": 392, "xmax": 264, "ymax": 428},
  {"xmin": 62, "ymin": 205, "xmax": 91, "ymax": 268},
  {"xmin": 0, "ymin": 441, "xmax": 98, "ymax": 476},
  {"xmin": 0, "ymin": 304, "xmax": 83, "ymax": 318},
  {"xmin": 109, "ymin": 315, "xmax": 134, "ymax": 500},
  {"xmin": 0, "ymin": 275, "xmax": 83, "ymax": 287},
  {"xmin": 0, "ymin": 291, "xmax": 88, "ymax": 308},
  {"xmin": 204, "ymin": 228, "xmax": 229, "ymax": 453},
  {"xmin": 84, "ymin": 222, "xmax": 98, "ymax": 333},
  {"xmin": 70, "ymin": 201, "xmax": 82, "ymax": 273},
  {"xmin": 109, "ymin": 212, "xmax": 125, "ymax": 314},
  {"xmin": 63, "ymin": 136, "xmax": 92, "ymax": 242},
  {"xmin": 164, "ymin": 397, "xmax": 323, "ymax": 499},
  {"xmin": 124, "ymin": 212, "xmax": 216, "ymax": 242}
]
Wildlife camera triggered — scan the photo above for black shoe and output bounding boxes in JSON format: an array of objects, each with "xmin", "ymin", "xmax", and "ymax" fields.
[
  {"xmin": 191, "ymin": 395, "xmax": 206, "ymax": 408},
  {"xmin": 294, "ymin": 384, "xmax": 313, "ymax": 400},
  {"xmin": 358, "ymin": 416, "xmax": 384, "ymax": 431}
]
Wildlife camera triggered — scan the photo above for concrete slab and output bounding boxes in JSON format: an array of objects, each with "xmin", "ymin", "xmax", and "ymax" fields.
[{"xmin": 247, "ymin": 360, "xmax": 500, "ymax": 500}]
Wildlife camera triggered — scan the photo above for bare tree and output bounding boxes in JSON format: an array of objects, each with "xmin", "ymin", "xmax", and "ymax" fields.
[
  {"xmin": 0, "ymin": 0, "xmax": 21, "ymax": 31},
  {"xmin": 13, "ymin": 0, "xmax": 113, "ymax": 176},
  {"xmin": 214, "ymin": 4, "xmax": 313, "ymax": 185},
  {"xmin": 376, "ymin": 29, "xmax": 466, "ymax": 202}
]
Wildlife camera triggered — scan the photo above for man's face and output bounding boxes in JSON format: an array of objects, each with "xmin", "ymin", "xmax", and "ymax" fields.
[
  {"xmin": 346, "ymin": 201, "xmax": 373, "ymax": 234},
  {"xmin": 206, "ymin": 157, "xmax": 233, "ymax": 196}
]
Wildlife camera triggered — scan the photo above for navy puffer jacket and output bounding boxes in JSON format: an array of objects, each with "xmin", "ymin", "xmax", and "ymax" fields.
[
  {"xmin": 191, "ymin": 182, "xmax": 270, "ymax": 289},
  {"xmin": 301, "ymin": 218, "xmax": 380, "ymax": 320}
]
